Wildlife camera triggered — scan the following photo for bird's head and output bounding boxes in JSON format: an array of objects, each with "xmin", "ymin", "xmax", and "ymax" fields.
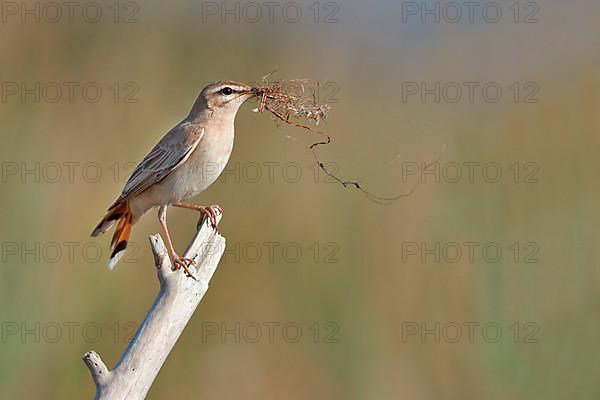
[{"xmin": 200, "ymin": 81, "xmax": 256, "ymax": 113}]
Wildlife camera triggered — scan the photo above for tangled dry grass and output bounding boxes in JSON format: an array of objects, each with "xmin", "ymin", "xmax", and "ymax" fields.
[{"xmin": 252, "ymin": 78, "xmax": 331, "ymax": 131}]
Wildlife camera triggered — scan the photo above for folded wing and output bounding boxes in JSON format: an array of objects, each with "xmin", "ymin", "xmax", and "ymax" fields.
[{"xmin": 115, "ymin": 122, "xmax": 205, "ymax": 204}]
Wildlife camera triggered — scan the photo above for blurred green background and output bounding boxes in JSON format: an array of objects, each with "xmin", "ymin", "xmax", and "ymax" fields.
[{"xmin": 0, "ymin": 0, "xmax": 598, "ymax": 398}]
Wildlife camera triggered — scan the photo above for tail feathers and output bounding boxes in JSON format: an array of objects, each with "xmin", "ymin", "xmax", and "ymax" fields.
[
  {"xmin": 108, "ymin": 241, "xmax": 128, "ymax": 270},
  {"xmin": 108, "ymin": 206, "xmax": 133, "ymax": 269},
  {"xmin": 91, "ymin": 201, "xmax": 133, "ymax": 269},
  {"xmin": 91, "ymin": 202, "xmax": 127, "ymax": 237},
  {"xmin": 91, "ymin": 219, "xmax": 116, "ymax": 237}
]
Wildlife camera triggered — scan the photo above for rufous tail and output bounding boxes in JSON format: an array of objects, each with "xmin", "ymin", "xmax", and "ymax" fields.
[{"xmin": 91, "ymin": 201, "xmax": 133, "ymax": 269}]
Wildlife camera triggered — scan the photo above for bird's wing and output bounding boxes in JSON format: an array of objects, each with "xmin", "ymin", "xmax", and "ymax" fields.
[{"xmin": 115, "ymin": 122, "xmax": 205, "ymax": 203}]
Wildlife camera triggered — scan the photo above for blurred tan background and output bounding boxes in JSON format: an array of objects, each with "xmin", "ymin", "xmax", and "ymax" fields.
[{"xmin": 0, "ymin": 0, "xmax": 598, "ymax": 398}]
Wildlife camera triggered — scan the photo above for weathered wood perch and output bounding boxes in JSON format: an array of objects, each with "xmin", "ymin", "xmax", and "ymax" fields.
[{"xmin": 83, "ymin": 213, "xmax": 226, "ymax": 400}]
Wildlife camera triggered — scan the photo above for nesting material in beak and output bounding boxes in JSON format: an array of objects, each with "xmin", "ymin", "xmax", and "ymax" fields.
[{"xmin": 251, "ymin": 79, "xmax": 331, "ymax": 127}]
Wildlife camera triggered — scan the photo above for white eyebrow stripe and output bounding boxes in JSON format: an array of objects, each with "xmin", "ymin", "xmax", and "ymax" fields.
[{"xmin": 218, "ymin": 84, "xmax": 246, "ymax": 92}]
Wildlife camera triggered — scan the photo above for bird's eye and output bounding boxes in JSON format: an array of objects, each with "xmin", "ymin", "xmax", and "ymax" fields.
[{"xmin": 220, "ymin": 87, "xmax": 233, "ymax": 95}]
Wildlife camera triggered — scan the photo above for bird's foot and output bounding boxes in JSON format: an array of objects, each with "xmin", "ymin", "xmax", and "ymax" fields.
[
  {"xmin": 172, "ymin": 202, "xmax": 222, "ymax": 230},
  {"xmin": 171, "ymin": 255, "xmax": 197, "ymax": 281},
  {"xmin": 198, "ymin": 205, "xmax": 222, "ymax": 230}
]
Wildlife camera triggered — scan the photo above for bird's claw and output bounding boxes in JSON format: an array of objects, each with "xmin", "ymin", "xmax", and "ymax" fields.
[
  {"xmin": 171, "ymin": 256, "xmax": 197, "ymax": 281},
  {"xmin": 199, "ymin": 205, "xmax": 222, "ymax": 230}
]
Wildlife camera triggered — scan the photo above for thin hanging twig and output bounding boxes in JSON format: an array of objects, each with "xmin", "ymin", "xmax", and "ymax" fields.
[{"xmin": 252, "ymin": 77, "xmax": 445, "ymax": 205}]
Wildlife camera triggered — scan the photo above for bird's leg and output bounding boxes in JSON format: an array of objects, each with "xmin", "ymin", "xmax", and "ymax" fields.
[
  {"xmin": 158, "ymin": 205, "xmax": 197, "ymax": 280},
  {"xmin": 172, "ymin": 203, "xmax": 221, "ymax": 230}
]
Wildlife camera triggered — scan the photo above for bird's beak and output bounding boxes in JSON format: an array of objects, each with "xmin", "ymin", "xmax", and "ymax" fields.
[{"xmin": 237, "ymin": 86, "xmax": 257, "ymax": 98}]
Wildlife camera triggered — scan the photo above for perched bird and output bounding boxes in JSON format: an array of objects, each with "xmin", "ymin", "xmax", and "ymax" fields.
[{"xmin": 91, "ymin": 81, "xmax": 256, "ymax": 278}]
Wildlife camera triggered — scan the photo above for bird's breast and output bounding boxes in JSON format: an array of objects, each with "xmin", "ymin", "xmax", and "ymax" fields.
[{"xmin": 175, "ymin": 124, "xmax": 235, "ymax": 200}]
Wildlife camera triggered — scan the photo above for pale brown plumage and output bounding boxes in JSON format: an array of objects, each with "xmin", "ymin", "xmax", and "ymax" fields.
[{"xmin": 92, "ymin": 81, "xmax": 255, "ymax": 274}]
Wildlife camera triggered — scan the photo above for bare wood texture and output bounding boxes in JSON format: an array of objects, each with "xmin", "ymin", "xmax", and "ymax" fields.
[{"xmin": 84, "ymin": 214, "xmax": 225, "ymax": 400}]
